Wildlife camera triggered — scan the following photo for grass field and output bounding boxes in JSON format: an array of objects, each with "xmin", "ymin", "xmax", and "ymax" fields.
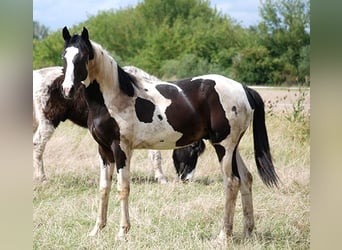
[{"xmin": 33, "ymin": 88, "xmax": 310, "ymax": 249}]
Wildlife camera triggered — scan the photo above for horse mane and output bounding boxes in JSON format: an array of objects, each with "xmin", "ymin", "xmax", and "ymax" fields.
[{"xmin": 117, "ymin": 65, "xmax": 137, "ymax": 97}]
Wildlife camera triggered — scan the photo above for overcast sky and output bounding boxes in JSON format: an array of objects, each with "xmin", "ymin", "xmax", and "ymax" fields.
[{"xmin": 33, "ymin": 0, "xmax": 262, "ymax": 31}]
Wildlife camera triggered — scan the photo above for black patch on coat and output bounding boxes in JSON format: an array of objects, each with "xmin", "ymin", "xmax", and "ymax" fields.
[
  {"xmin": 232, "ymin": 106, "xmax": 237, "ymax": 115},
  {"xmin": 213, "ymin": 144, "xmax": 225, "ymax": 162},
  {"xmin": 85, "ymin": 81, "xmax": 126, "ymax": 172},
  {"xmin": 155, "ymin": 84, "xmax": 179, "ymax": 99},
  {"xmin": 135, "ymin": 97, "xmax": 155, "ymax": 123},
  {"xmin": 156, "ymin": 79, "xmax": 230, "ymax": 146}
]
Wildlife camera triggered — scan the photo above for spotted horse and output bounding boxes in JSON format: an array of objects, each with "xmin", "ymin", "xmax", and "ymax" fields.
[
  {"xmin": 61, "ymin": 27, "xmax": 279, "ymax": 240},
  {"xmin": 33, "ymin": 66, "xmax": 166, "ymax": 183}
]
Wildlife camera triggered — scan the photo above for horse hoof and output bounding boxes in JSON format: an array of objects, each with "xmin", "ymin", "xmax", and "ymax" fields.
[
  {"xmin": 88, "ymin": 225, "xmax": 103, "ymax": 237},
  {"xmin": 116, "ymin": 232, "xmax": 127, "ymax": 241},
  {"xmin": 158, "ymin": 177, "xmax": 167, "ymax": 184}
]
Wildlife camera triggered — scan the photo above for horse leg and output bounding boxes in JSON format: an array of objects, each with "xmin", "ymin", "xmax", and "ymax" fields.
[
  {"xmin": 214, "ymin": 143, "xmax": 240, "ymax": 239},
  {"xmin": 236, "ymin": 148, "xmax": 255, "ymax": 238},
  {"xmin": 148, "ymin": 150, "xmax": 167, "ymax": 184},
  {"xmin": 89, "ymin": 150, "xmax": 115, "ymax": 236},
  {"xmin": 115, "ymin": 144, "xmax": 132, "ymax": 239},
  {"xmin": 33, "ymin": 121, "xmax": 55, "ymax": 182}
]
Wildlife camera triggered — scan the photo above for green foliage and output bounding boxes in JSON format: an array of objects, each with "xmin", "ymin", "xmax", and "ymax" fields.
[
  {"xmin": 256, "ymin": 0, "xmax": 310, "ymax": 84},
  {"xmin": 232, "ymin": 46, "xmax": 274, "ymax": 84},
  {"xmin": 33, "ymin": 31, "xmax": 64, "ymax": 69},
  {"xmin": 161, "ymin": 53, "xmax": 225, "ymax": 79},
  {"xmin": 33, "ymin": 21, "xmax": 49, "ymax": 40},
  {"xmin": 33, "ymin": 0, "xmax": 310, "ymax": 85}
]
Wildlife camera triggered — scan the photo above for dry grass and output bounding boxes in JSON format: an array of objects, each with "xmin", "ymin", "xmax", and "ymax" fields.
[{"xmin": 33, "ymin": 88, "xmax": 310, "ymax": 249}]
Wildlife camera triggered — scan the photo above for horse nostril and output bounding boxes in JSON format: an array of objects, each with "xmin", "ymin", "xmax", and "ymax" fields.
[{"xmin": 63, "ymin": 86, "xmax": 73, "ymax": 99}]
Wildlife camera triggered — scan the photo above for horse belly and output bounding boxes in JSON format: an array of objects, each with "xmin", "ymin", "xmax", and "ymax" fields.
[{"xmin": 132, "ymin": 121, "xmax": 183, "ymax": 149}]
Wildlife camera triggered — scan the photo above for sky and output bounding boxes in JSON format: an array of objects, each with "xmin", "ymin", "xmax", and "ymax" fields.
[{"xmin": 33, "ymin": 0, "xmax": 262, "ymax": 31}]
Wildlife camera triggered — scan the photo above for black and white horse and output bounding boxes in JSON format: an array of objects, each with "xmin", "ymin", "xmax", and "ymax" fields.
[
  {"xmin": 173, "ymin": 139, "xmax": 205, "ymax": 181},
  {"xmin": 33, "ymin": 66, "xmax": 167, "ymax": 183},
  {"xmin": 61, "ymin": 27, "xmax": 279, "ymax": 240}
]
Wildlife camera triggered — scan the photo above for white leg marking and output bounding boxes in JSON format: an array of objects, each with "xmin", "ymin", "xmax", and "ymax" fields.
[
  {"xmin": 236, "ymin": 149, "xmax": 254, "ymax": 237},
  {"xmin": 33, "ymin": 121, "xmax": 55, "ymax": 182},
  {"xmin": 116, "ymin": 165, "xmax": 131, "ymax": 239},
  {"xmin": 148, "ymin": 150, "xmax": 167, "ymax": 184},
  {"xmin": 89, "ymin": 158, "xmax": 115, "ymax": 236},
  {"xmin": 217, "ymin": 144, "xmax": 240, "ymax": 240}
]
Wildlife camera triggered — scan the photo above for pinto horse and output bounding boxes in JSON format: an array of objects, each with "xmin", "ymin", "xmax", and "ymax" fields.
[
  {"xmin": 33, "ymin": 66, "xmax": 166, "ymax": 183},
  {"xmin": 61, "ymin": 27, "xmax": 279, "ymax": 240},
  {"xmin": 172, "ymin": 139, "xmax": 206, "ymax": 181}
]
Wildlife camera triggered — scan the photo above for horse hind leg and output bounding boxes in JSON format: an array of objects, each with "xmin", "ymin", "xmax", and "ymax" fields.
[
  {"xmin": 236, "ymin": 148, "xmax": 255, "ymax": 238},
  {"xmin": 214, "ymin": 143, "xmax": 240, "ymax": 239},
  {"xmin": 148, "ymin": 150, "xmax": 167, "ymax": 184},
  {"xmin": 33, "ymin": 121, "xmax": 55, "ymax": 182}
]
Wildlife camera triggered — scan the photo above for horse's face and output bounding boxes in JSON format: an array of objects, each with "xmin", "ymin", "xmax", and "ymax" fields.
[{"xmin": 61, "ymin": 27, "xmax": 94, "ymax": 99}]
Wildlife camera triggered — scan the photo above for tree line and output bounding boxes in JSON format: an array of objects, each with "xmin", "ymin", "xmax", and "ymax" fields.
[{"xmin": 33, "ymin": 0, "xmax": 310, "ymax": 85}]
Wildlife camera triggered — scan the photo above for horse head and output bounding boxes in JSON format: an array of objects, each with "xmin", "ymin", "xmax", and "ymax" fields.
[{"xmin": 61, "ymin": 26, "xmax": 94, "ymax": 99}]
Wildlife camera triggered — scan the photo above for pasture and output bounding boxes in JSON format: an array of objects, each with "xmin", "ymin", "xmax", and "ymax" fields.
[{"xmin": 33, "ymin": 87, "xmax": 310, "ymax": 249}]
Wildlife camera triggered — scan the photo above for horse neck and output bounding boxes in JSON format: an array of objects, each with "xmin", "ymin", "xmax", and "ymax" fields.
[{"xmin": 88, "ymin": 42, "xmax": 120, "ymax": 94}]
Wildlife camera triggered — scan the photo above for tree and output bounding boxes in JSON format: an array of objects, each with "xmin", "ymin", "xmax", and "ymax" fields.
[
  {"xmin": 33, "ymin": 21, "xmax": 49, "ymax": 40},
  {"xmin": 257, "ymin": 0, "xmax": 310, "ymax": 84}
]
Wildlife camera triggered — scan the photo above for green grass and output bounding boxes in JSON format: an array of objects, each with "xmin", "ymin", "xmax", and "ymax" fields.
[{"xmin": 33, "ymin": 90, "xmax": 310, "ymax": 249}]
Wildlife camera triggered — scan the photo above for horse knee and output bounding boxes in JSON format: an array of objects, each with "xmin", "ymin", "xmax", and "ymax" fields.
[{"xmin": 117, "ymin": 185, "xmax": 130, "ymax": 200}]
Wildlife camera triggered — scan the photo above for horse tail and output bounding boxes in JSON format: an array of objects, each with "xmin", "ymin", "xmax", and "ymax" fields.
[{"xmin": 243, "ymin": 85, "xmax": 279, "ymax": 187}]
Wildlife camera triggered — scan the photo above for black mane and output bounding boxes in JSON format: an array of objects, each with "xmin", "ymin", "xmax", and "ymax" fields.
[{"xmin": 117, "ymin": 65, "xmax": 138, "ymax": 97}]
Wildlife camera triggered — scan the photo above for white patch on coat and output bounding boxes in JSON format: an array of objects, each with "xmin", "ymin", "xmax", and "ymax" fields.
[
  {"xmin": 33, "ymin": 66, "xmax": 63, "ymax": 127},
  {"xmin": 185, "ymin": 169, "xmax": 195, "ymax": 181}
]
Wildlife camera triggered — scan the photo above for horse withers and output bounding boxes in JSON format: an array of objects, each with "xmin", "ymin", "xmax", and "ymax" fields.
[{"xmin": 60, "ymin": 27, "xmax": 279, "ymax": 240}]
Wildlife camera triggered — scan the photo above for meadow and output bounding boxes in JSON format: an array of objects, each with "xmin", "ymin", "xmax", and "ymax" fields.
[{"xmin": 33, "ymin": 88, "xmax": 310, "ymax": 249}]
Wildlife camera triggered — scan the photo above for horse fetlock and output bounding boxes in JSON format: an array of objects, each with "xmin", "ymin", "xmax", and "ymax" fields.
[
  {"xmin": 243, "ymin": 222, "xmax": 254, "ymax": 238},
  {"xmin": 217, "ymin": 224, "xmax": 233, "ymax": 241},
  {"xmin": 116, "ymin": 224, "xmax": 130, "ymax": 240}
]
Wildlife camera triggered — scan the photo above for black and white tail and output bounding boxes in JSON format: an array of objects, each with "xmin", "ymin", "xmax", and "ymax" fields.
[{"xmin": 243, "ymin": 86, "xmax": 279, "ymax": 187}]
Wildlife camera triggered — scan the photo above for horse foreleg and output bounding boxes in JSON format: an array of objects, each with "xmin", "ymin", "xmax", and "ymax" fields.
[
  {"xmin": 89, "ymin": 156, "xmax": 115, "ymax": 236},
  {"xmin": 148, "ymin": 150, "xmax": 167, "ymax": 184},
  {"xmin": 115, "ymin": 145, "xmax": 132, "ymax": 240},
  {"xmin": 236, "ymin": 149, "xmax": 254, "ymax": 238},
  {"xmin": 116, "ymin": 166, "xmax": 130, "ymax": 239},
  {"xmin": 33, "ymin": 121, "xmax": 55, "ymax": 182},
  {"xmin": 215, "ymin": 144, "xmax": 240, "ymax": 240}
]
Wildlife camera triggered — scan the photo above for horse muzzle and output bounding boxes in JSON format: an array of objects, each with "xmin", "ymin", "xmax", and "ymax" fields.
[{"xmin": 62, "ymin": 85, "xmax": 74, "ymax": 99}]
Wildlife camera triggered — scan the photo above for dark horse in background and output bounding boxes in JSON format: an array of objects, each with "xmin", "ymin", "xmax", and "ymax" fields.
[
  {"xmin": 60, "ymin": 27, "xmax": 279, "ymax": 241},
  {"xmin": 173, "ymin": 139, "xmax": 206, "ymax": 181}
]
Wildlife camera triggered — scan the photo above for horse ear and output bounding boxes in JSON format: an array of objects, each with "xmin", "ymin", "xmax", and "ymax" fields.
[
  {"xmin": 82, "ymin": 27, "xmax": 94, "ymax": 60},
  {"xmin": 81, "ymin": 27, "xmax": 89, "ymax": 41},
  {"xmin": 62, "ymin": 26, "xmax": 71, "ymax": 41}
]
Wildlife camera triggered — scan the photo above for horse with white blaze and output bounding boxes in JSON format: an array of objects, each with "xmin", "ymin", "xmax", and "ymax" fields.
[
  {"xmin": 33, "ymin": 66, "xmax": 166, "ymax": 183},
  {"xmin": 61, "ymin": 27, "xmax": 279, "ymax": 240}
]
